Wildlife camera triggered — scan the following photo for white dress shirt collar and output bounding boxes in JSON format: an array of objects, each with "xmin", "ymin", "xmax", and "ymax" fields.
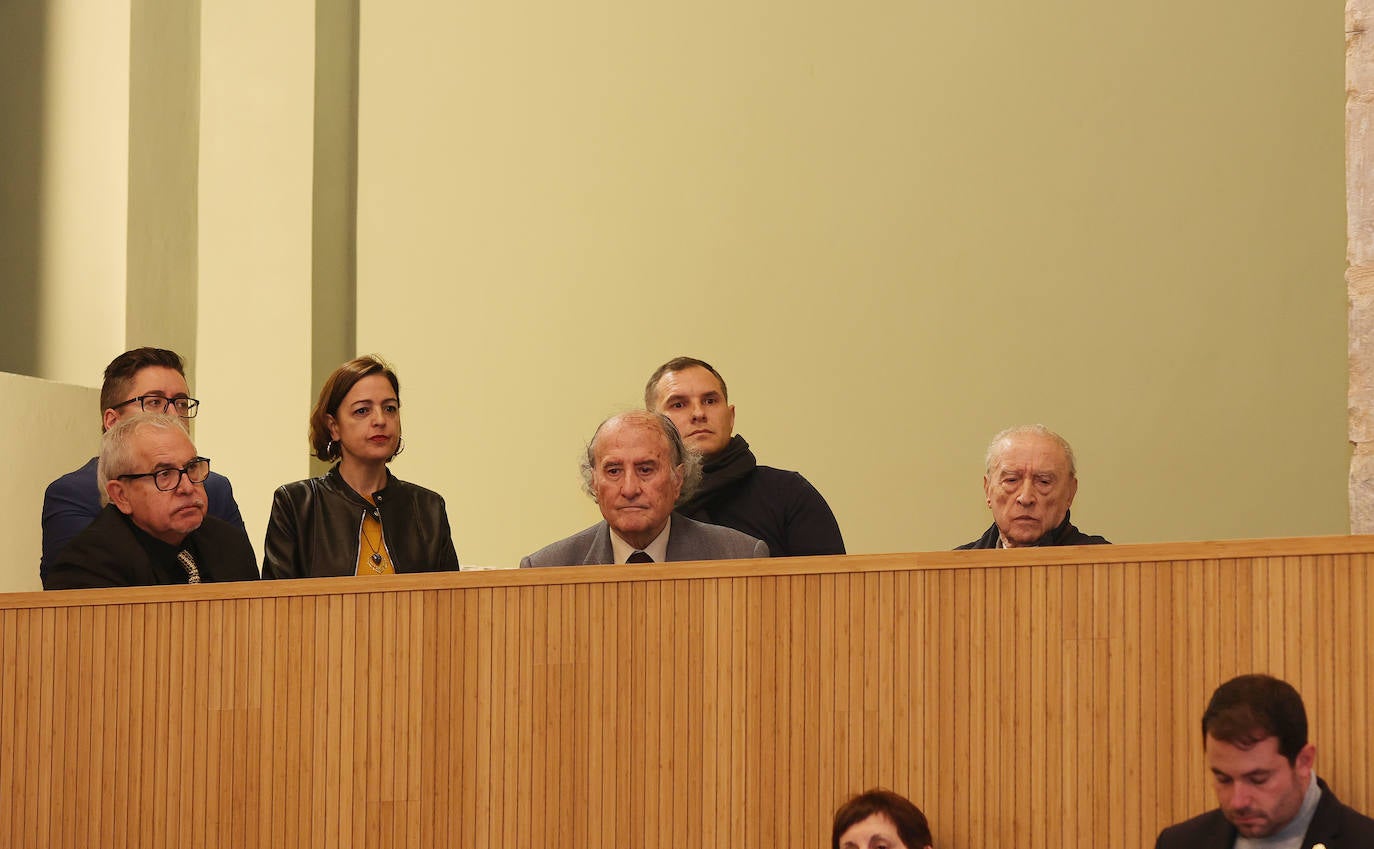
[{"xmin": 610, "ymin": 516, "xmax": 671, "ymax": 564}]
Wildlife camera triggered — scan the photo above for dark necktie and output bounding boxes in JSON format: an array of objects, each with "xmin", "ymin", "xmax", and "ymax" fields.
[
  {"xmin": 176, "ymin": 549, "xmax": 202, "ymax": 584},
  {"xmin": 626, "ymin": 550, "xmax": 653, "ymax": 564}
]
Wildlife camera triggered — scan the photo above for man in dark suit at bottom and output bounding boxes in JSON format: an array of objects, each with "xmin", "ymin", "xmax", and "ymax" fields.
[
  {"xmin": 1155, "ymin": 673, "xmax": 1374, "ymax": 849},
  {"xmin": 521, "ymin": 411, "xmax": 768, "ymax": 567},
  {"xmin": 43, "ymin": 413, "xmax": 259, "ymax": 589}
]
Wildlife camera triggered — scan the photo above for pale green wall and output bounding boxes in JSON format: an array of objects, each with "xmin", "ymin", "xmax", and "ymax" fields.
[
  {"xmin": 355, "ymin": 0, "xmax": 1346, "ymax": 565},
  {"xmin": 1, "ymin": 0, "xmax": 1348, "ymax": 580}
]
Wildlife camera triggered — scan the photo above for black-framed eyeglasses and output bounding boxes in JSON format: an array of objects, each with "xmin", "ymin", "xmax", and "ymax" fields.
[
  {"xmin": 117, "ymin": 457, "xmax": 212, "ymax": 492},
  {"xmin": 111, "ymin": 395, "xmax": 200, "ymax": 418}
]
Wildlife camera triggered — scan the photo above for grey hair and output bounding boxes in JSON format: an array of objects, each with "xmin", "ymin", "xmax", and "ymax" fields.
[
  {"xmin": 579, "ymin": 410, "xmax": 703, "ymax": 504},
  {"xmin": 97, "ymin": 412, "xmax": 189, "ymax": 505},
  {"xmin": 984, "ymin": 424, "xmax": 1077, "ymax": 477}
]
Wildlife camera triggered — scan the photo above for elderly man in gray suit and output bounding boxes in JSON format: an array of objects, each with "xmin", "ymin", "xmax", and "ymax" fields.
[{"xmin": 521, "ymin": 411, "xmax": 769, "ymax": 567}]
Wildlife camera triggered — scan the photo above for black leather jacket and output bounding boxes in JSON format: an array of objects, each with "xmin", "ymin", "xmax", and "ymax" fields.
[{"xmin": 262, "ymin": 465, "xmax": 460, "ymax": 578}]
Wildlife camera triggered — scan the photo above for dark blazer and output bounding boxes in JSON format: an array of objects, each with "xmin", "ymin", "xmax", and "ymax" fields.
[
  {"xmin": 1155, "ymin": 778, "xmax": 1374, "ymax": 849},
  {"xmin": 519, "ymin": 513, "xmax": 769, "ymax": 568},
  {"xmin": 43, "ymin": 504, "xmax": 259, "ymax": 590},
  {"xmin": 42, "ymin": 456, "xmax": 247, "ymax": 572}
]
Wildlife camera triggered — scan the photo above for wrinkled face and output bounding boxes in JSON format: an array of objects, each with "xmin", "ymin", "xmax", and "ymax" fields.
[
  {"xmin": 983, "ymin": 432, "xmax": 1078, "ymax": 547},
  {"xmin": 106, "ymin": 427, "xmax": 207, "ymax": 546},
  {"xmin": 1207, "ymin": 734, "xmax": 1314, "ymax": 839},
  {"xmin": 327, "ymin": 374, "xmax": 401, "ymax": 465},
  {"xmin": 837, "ymin": 814, "xmax": 918, "ymax": 849},
  {"xmin": 591, "ymin": 419, "xmax": 685, "ymax": 550},
  {"xmin": 104, "ymin": 366, "xmax": 192, "ymax": 431},
  {"xmin": 651, "ymin": 366, "xmax": 736, "ymax": 457}
]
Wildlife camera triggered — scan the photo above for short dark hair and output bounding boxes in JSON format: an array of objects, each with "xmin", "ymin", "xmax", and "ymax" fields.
[
  {"xmin": 100, "ymin": 347, "xmax": 186, "ymax": 416},
  {"xmin": 308, "ymin": 355, "xmax": 401, "ymax": 461},
  {"xmin": 831, "ymin": 788, "xmax": 932, "ymax": 849},
  {"xmin": 1202, "ymin": 674, "xmax": 1308, "ymax": 764},
  {"xmin": 643, "ymin": 356, "xmax": 729, "ymax": 409}
]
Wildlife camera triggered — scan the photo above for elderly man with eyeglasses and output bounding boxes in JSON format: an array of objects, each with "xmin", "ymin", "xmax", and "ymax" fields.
[
  {"xmin": 42, "ymin": 413, "xmax": 258, "ymax": 589},
  {"xmin": 40, "ymin": 347, "xmax": 248, "ymax": 574}
]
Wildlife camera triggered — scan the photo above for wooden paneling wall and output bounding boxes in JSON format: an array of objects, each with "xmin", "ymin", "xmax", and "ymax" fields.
[{"xmin": 1, "ymin": 537, "xmax": 1371, "ymax": 848}]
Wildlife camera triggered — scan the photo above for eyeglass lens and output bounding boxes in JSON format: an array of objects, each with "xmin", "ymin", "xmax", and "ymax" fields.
[
  {"xmin": 153, "ymin": 459, "xmax": 211, "ymax": 491},
  {"xmin": 142, "ymin": 396, "xmax": 197, "ymax": 416}
]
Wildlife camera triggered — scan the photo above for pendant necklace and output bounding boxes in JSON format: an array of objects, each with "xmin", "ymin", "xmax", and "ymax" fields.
[{"xmin": 362, "ymin": 509, "xmax": 385, "ymax": 571}]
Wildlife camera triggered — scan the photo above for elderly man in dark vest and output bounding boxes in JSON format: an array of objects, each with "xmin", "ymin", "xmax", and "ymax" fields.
[{"xmin": 957, "ymin": 424, "xmax": 1109, "ymax": 550}]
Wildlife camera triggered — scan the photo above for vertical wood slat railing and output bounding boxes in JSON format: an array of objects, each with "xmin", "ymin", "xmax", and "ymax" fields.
[{"xmin": 0, "ymin": 536, "xmax": 1370, "ymax": 849}]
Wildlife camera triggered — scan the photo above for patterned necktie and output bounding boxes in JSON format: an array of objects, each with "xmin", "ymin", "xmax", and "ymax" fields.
[
  {"xmin": 626, "ymin": 550, "xmax": 653, "ymax": 564},
  {"xmin": 176, "ymin": 549, "xmax": 202, "ymax": 584}
]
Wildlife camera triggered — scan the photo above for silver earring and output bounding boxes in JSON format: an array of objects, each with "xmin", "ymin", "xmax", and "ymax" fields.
[{"xmin": 326, "ymin": 439, "xmax": 338, "ymax": 459}]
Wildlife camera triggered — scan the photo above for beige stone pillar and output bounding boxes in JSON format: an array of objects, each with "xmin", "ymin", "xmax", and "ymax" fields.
[
  {"xmin": 126, "ymin": 0, "xmax": 200, "ymax": 362},
  {"xmin": 0, "ymin": 0, "xmax": 129, "ymax": 383},
  {"xmin": 196, "ymin": 0, "xmax": 319, "ymax": 551},
  {"xmin": 1351, "ymin": 1, "xmax": 1374, "ymax": 531}
]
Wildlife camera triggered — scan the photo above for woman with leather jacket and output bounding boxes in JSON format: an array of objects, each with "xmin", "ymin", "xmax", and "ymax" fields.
[{"xmin": 261, "ymin": 355, "xmax": 460, "ymax": 578}]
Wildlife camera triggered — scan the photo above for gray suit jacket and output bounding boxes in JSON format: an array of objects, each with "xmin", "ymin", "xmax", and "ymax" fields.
[{"xmin": 520, "ymin": 513, "xmax": 769, "ymax": 568}]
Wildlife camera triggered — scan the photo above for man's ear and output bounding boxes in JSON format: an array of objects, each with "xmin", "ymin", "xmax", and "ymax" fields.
[
  {"xmin": 106, "ymin": 479, "xmax": 134, "ymax": 515},
  {"xmin": 102, "ymin": 408, "xmax": 119, "ymax": 432},
  {"xmin": 1296, "ymin": 742, "xmax": 1316, "ymax": 776},
  {"xmin": 1066, "ymin": 475, "xmax": 1079, "ymax": 507},
  {"xmin": 983, "ymin": 474, "xmax": 993, "ymax": 508}
]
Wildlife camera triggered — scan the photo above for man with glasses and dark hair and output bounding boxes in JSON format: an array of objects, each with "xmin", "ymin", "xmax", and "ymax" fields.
[
  {"xmin": 40, "ymin": 347, "xmax": 247, "ymax": 572},
  {"xmin": 42, "ymin": 413, "xmax": 258, "ymax": 589}
]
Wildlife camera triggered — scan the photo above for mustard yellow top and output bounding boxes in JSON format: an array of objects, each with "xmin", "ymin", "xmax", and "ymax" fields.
[{"xmin": 355, "ymin": 495, "xmax": 395, "ymax": 576}]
